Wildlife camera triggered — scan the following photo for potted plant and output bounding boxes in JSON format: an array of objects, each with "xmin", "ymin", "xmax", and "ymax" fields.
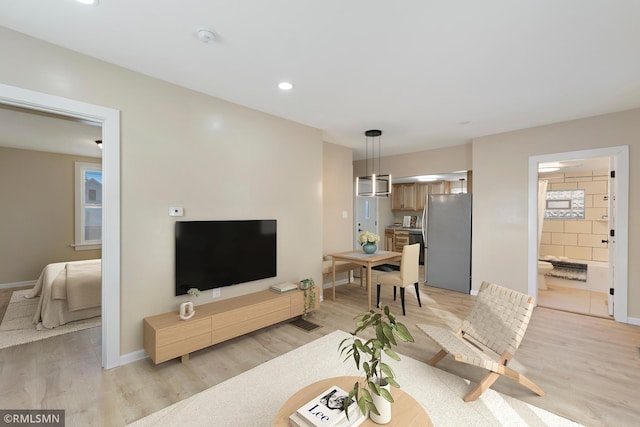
[
  {"xmin": 299, "ymin": 278, "xmax": 316, "ymax": 320},
  {"xmin": 187, "ymin": 287, "xmax": 201, "ymax": 298},
  {"xmin": 358, "ymin": 231, "xmax": 380, "ymax": 254},
  {"xmin": 338, "ymin": 305, "xmax": 414, "ymax": 424}
]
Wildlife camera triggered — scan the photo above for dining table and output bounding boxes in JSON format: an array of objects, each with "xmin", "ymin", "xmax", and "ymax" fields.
[{"xmin": 329, "ymin": 249, "xmax": 402, "ymax": 311}]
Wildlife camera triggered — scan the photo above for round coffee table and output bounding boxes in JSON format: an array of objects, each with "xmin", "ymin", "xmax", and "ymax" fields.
[{"xmin": 273, "ymin": 376, "xmax": 432, "ymax": 426}]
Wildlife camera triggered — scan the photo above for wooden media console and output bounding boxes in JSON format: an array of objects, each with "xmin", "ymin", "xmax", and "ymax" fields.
[{"xmin": 143, "ymin": 288, "xmax": 319, "ymax": 364}]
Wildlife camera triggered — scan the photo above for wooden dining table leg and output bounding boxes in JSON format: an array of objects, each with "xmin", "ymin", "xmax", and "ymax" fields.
[{"xmin": 366, "ymin": 264, "xmax": 372, "ymax": 311}]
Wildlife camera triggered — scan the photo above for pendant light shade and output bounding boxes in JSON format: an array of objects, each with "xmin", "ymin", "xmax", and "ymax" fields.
[{"xmin": 356, "ymin": 129, "xmax": 392, "ymax": 197}]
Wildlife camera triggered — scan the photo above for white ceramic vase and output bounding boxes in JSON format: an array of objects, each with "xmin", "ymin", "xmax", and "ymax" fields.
[
  {"xmin": 370, "ymin": 381, "xmax": 392, "ymax": 424},
  {"xmin": 179, "ymin": 301, "xmax": 195, "ymax": 320}
]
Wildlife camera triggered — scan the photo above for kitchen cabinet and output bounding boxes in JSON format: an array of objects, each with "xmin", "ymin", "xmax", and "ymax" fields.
[
  {"xmin": 431, "ymin": 181, "xmax": 447, "ymax": 194},
  {"xmin": 385, "ymin": 229, "xmax": 394, "ymax": 251},
  {"xmin": 392, "ymin": 179, "xmax": 461, "ymax": 211},
  {"xmin": 391, "ymin": 183, "xmax": 417, "ymax": 210},
  {"xmin": 385, "ymin": 228, "xmax": 410, "ymax": 253},
  {"xmin": 416, "ymin": 183, "xmax": 429, "ymax": 211},
  {"xmin": 394, "ymin": 230, "xmax": 410, "ymax": 252}
]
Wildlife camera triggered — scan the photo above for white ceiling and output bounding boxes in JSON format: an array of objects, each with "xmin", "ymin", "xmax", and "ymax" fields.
[
  {"xmin": 1, "ymin": 1, "xmax": 639, "ymax": 161},
  {"xmin": 0, "ymin": 105, "xmax": 102, "ymax": 158}
]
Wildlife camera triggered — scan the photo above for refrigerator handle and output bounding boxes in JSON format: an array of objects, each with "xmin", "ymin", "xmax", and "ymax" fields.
[{"xmin": 421, "ymin": 205, "xmax": 427, "ymax": 243}]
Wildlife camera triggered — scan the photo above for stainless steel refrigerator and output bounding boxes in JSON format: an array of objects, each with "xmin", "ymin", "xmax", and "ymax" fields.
[{"xmin": 422, "ymin": 193, "xmax": 472, "ymax": 293}]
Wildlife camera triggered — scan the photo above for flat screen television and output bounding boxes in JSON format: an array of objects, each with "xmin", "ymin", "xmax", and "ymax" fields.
[{"xmin": 175, "ymin": 220, "xmax": 277, "ymax": 295}]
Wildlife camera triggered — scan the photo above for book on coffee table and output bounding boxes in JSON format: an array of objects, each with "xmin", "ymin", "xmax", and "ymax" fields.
[
  {"xmin": 289, "ymin": 410, "xmax": 366, "ymax": 427},
  {"xmin": 290, "ymin": 385, "xmax": 364, "ymax": 427}
]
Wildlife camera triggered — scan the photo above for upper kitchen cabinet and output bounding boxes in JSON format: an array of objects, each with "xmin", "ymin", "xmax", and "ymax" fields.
[
  {"xmin": 391, "ymin": 183, "xmax": 416, "ymax": 210},
  {"xmin": 415, "ymin": 183, "xmax": 429, "ymax": 211},
  {"xmin": 394, "ymin": 181, "xmax": 446, "ymax": 211}
]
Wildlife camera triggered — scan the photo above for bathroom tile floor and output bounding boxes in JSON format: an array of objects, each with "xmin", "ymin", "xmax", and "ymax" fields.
[{"xmin": 538, "ymin": 283, "xmax": 610, "ymax": 318}]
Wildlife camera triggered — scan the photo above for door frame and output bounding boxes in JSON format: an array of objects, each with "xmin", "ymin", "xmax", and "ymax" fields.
[
  {"xmin": 527, "ymin": 146, "xmax": 629, "ymax": 323},
  {"xmin": 0, "ymin": 83, "xmax": 121, "ymax": 368}
]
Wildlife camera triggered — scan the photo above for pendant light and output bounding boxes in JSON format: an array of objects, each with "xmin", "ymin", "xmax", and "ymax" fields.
[{"xmin": 356, "ymin": 129, "xmax": 392, "ymax": 197}]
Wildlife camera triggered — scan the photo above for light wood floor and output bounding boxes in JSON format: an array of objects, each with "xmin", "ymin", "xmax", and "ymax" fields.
[
  {"xmin": 538, "ymin": 284, "xmax": 610, "ymax": 318},
  {"xmin": 1, "ymin": 282, "xmax": 639, "ymax": 426}
]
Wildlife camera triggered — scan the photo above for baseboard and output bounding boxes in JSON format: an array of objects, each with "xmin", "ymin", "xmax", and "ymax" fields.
[
  {"xmin": 627, "ymin": 316, "xmax": 640, "ymax": 326},
  {"xmin": 322, "ymin": 276, "xmax": 353, "ymax": 288},
  {"xmin": 119, "ymin": 349, "xmax": 147, "ymax": 366},
  {"xmin": 0, "ymin": 280, "xmax": 36, "ymax": 290}
]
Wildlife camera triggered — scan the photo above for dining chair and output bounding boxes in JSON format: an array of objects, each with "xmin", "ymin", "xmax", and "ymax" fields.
[{"xmin": 376, "ymin": 243, "xmax": 421, "ymax": 315}]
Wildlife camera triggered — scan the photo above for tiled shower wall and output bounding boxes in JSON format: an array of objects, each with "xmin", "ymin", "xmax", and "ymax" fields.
[{"xmin": 539, "ymin": 169, "xmax": 609, "ymax": 262}]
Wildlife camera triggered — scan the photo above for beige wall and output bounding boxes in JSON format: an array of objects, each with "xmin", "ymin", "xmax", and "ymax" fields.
[
  {"xmin": 322, "ymin": 142, "xmax": 354, "ymax": 255},
  {"xmin": 0, "ymin": 28, "xmax": 324, "ymax": 354},
  {"xmin": 0, "ymin": 147, "xmax": 102, "ymax": 283},
  {"xmin": 540, "ymin": 170, "xmax": 610, "ymax": 262},
  {"xmin": 353, "ymin": 143, "xmax": 472, "ymax": 179},
  {"xmin": 473, "ymin": 109, "xmax": 640, "ymax": 318}
]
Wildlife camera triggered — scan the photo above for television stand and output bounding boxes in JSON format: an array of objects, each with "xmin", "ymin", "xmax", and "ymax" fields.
[{"xmin": 143, "ymin": 287, "xmax": 319, "ymax": 364}]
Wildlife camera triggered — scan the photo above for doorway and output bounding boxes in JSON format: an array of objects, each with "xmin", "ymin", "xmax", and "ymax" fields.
[
  {"xmin": 536, "ymin": 157, "xmax": 611, "ymax": 318},
  {"xmin": 0, "ymin": 82, "xmax": 121, "ymax": 368},
  {"xmin": 528, "ymin": 146, "xmax": 629, "ymax": 323}
]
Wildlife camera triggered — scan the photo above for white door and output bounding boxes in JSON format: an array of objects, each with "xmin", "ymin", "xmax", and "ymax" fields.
[{"xmin": 355, "ymin": 196, "xmax": 378, "ymax": 250}]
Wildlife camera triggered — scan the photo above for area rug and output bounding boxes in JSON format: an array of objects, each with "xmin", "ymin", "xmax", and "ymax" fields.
[
  {"xmin": 0, "ymin": 289, "xmax": 101, "ymax": 349},
  {"xmin": 127, "ymin": 330, "xmax": 581, "ymax": 427}
]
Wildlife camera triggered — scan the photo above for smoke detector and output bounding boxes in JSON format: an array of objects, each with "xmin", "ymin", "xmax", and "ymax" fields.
[{"xmin": 197, "ymin": 29, "xmax": 216, "ymax": 43}]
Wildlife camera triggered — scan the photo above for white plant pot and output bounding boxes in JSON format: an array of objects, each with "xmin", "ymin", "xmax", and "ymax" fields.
[{"xmin": 370, "ymin": 381, "xmax": 392, "ymax": 424}]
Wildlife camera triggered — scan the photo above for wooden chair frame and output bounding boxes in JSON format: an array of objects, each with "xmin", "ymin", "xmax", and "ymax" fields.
[{"xmin": 418, "ymin": 281, "xmax": 544, "ymax": 402}]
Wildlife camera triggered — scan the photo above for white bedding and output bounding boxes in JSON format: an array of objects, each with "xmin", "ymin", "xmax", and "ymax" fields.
[{"xmin": 24, "ymin": 259, "xmax": 102, "ymax": 329}]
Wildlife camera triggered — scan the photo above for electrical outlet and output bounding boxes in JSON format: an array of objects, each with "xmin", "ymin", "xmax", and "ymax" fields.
[{"xmin": 212, "ymin": 288, "xmax": 221, "ymax": 298}]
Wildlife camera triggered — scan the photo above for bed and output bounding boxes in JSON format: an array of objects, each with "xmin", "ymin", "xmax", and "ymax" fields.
[{"xmin": 24, "ymin": 259, "xmax": 102, "ymax": 329}]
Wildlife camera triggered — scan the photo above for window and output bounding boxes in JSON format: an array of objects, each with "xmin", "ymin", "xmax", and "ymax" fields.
[
  {"xmin": 544, "ymin": 189, "xmax": 585, "ymax": 219},
  {"xmin": 75, "ymin": 162, "xmax": 102, "ymax": 250}
]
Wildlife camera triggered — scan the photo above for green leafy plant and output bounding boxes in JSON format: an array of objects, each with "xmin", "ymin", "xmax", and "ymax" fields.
[
  {"xmin": 338, "ymin": 305, "xmax": 414, "ymax": 418},
  {"xmin": 300, "ymin": 278, "xmax": 316, "ymax": 320}
]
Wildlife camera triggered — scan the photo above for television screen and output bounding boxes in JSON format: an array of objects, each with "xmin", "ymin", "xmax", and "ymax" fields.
[{"xmin": 175, "ymin": 220, "xmax": 277, "ymax": 295}]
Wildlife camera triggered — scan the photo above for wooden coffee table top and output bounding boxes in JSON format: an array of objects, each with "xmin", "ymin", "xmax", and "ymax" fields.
[{"xmin": 273, "ymin": 376, "xmax": 432, "ymax": 426}]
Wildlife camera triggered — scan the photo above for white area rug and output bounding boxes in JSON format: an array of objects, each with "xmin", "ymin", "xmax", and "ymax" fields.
[
  {"xmin": 0, "ymin": 289, "xmax": 100, "ymax": 349},
  {"xmin": 128, "ymin": 330, "xmax": 582, "ymax": 427}
]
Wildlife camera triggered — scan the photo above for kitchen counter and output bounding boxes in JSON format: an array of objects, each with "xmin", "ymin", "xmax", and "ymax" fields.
[{"xmin": 386, "ymin": 226, "xmax": 422, "ymax": 233}]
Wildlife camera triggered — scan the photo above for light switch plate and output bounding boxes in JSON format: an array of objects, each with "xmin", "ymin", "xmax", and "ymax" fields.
[{"xmin": 169, "ymin": 207, "xmax": 184, "ymax": 217}]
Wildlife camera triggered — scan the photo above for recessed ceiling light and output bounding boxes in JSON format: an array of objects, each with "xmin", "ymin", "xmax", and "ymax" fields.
[
  {"xmin": 278, "ymin": 82, "xmax": 294, "ymax": 91},
  {"xmin": 76, "ymin": 0, "xmax": 99, "ymax": 5}
]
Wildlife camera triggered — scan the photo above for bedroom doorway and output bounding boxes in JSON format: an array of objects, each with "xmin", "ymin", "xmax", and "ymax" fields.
[{"xmin": 0, "ymin": 82, "xmax": 121, "ymax": 369}]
